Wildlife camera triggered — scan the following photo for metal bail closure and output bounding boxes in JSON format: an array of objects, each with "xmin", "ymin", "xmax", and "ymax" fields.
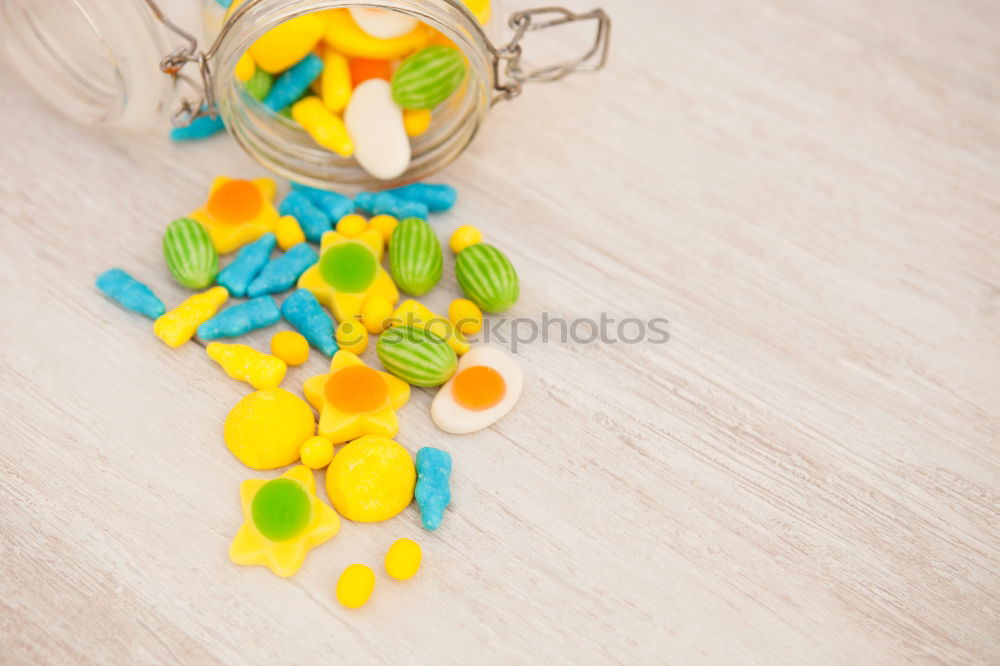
[
  {"xmin": 490, "ymin": 6, "xmax": 611, "ymax": 103},
  {"xmin": 142, "ymin": 0, "xmax": 216, "ymax": 127}
]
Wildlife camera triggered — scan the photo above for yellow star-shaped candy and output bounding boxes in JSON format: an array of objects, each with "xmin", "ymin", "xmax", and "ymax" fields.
[
  {"xmin": 189, "ymin": 176, "xmax": 281, "ymax": 254},
  {"xmin": 297, "ymin": 229, "xmax": 399, "ymax": 322},
  {"xmin": 229, "ymin": 465, "xmax": 340, "ymax": 577},
  {"xmin": 303, "ymin": 350, "xmax": 410, "ymax": 443}
]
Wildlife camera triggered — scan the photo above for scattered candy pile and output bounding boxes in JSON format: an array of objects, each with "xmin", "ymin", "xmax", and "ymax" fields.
[
  {"xmin": 96, "ymin": 176, "xmax": 523, "ymax": 608},
  {"xmin": 176, "ymin": 2, "xmax": 491, "ymax": 181}
]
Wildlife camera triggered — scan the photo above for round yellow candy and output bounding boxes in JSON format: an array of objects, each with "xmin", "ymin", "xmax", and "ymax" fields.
[
  {"xmin": 403, "ymin": 109, "xmax": 432, "ymax": 137},
  {"xmin": 326, "ymin": 436, "xmax": 415, "ymax": 522},
  {"xmin": 337, "ymin": 214, "xmax": 368, "ymax": 238},
  {"xmin": 368, "ymin": 215, "xmax": 398, "ymax": 244},
  {"xmin": 270, "ymin": 330, "xmax": 309, "ymax": 366},
  {"xmin": 336, "ymin": 563, "xmax": 375, "ymax": 609},
  {"xmin": 385, "ymin": 538, "xmax": 422, "ymax": 581},
  {"xmin": 336, "ymin": 318, "xmax": 368, "ymax": 355},
  {"xmin": 361, "ymin": 295, "xmax": 394, "ymax": 335},
  {"xmin": 224, "ymin": 388, "xmax": 316, "ymax": 470},
  {"xmin": 449, "ymin": 225, "xmax": 482, "ymax": 254},
  {"xmin": 275, "ymin": 215, "xmax": 306, "ymax": 250},
  {"xmin": 300, "ymin": 435, "xmax": 335, "ymax": 469},
  {"xmin": 448, "ymin": 298, "xmax": 483, "ymax": 335}
]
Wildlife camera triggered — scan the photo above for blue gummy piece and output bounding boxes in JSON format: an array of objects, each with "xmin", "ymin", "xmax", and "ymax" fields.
[
  {"xmin": 290, "ymin": 182, "xmax": 354, "ymax": 222},
  {"xmin": 216, "ymin": 233, "xmax": 276, "ymax": 298},
  {"xmin": 214, "ymin": 0, "xmax": 232, "ymax": 7},
  {"xmin": 197, "ymin": 296, "xmax": 280, "ymax": 340},
  {"xmin": 246, "ymin": 243, "xmax": 318, "ymax": 298},
  {"xmin": 414, "ymin": 447, "xmax": 452, "ymax": 531},
  {"xmin": 280, "ymin": 289, "xmax": 338, "ymax": 356},
  {"xmin": 385, "ymin": 183, "xmax": 457, "ymax": 212},
  {"xmin": 169, "ymin": 113, "xmax": 225, "ymax": 141},
  {"xmin": 279, "ymin": 190, "xmax": 331, "ymax": 242},
  {"xmin": 354, "ymin": 192, "xmax": 428, "ymax": 220},
  {"xmin": 96, "ymin": 269, "xmax": 165, "ymax": 319},
  {"xmin": 263, "ymin": 53, "xmax": 323, "ymax": 112}
]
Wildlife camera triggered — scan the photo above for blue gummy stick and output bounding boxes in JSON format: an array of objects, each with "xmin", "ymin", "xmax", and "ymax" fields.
[
  {"xmin": 169, "ymin": 113, "xmax": 225, "ymax": 141},
  {"xmin": 216, "ymin": 233, "xmax": 276, "ymax": 298},
  {"xmin": 263, "ymin": 53, "xmax": 323, "ymax": 112},
  {"xmin": 246, "ymin": 243, "xmax": 318, "ymax": 297},
  {"xmin": 290, "ymin": 182, "xmax": 354, "ymax": 222},
  {"xmin": 279, "ymin": 190, "xmax": 331, "ymax": 242},
  {"xmin": 280, "ymin": 289, "xmax": 338, "ymax": 356},
  {"xmin": 385, "ymin": 183, "xmax": 457, "ymax": 212},
  {"xmin": 197, "ymin": 296, "xmax": 280, "ymax": 339},
  {"xmin": 414, "ymin": 447, "xmax": 452, "ymax": 531},
  {"xmin": 96, "ymin": 269, "xmax": 165, "ymax": 319},
  {"xmin": 354, "ymin": 191, "xmax": 428, "ymax": 220}
]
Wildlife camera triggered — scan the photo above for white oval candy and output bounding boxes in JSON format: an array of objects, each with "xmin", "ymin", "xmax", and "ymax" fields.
[
  {"xmin": 431, "ymin": 346, "xmax": 523, "ymax": 435},
  {"xmin": 344, "ymin": 79, "xmax": 411, "ymax": 181},
  {"xmin": 348, "ymin": 8, "xmax": 419, "ymax": 39}
]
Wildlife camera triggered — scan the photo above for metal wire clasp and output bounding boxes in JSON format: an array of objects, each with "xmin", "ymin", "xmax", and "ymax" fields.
[
  {"xmin": 142, "ymin": 0, "xmax": 216, "ymax": 126},
  {"xmin": 491, "ymin": 6, "xmax": 611, "ymax": 102}
]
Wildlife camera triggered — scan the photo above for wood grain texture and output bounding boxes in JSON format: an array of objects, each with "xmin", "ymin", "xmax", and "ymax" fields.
[{"xmin": 1, "ymin": 0, "xmax": 998, "ymax": 663}]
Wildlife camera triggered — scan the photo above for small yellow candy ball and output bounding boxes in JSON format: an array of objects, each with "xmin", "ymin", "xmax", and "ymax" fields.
[
  {"xmin": 361, "ymin": 296, "xmax": 395, "ymax": 335},
  {"xmin": 270, "ymin": 330, "xmax": 309, "ymax": 366},
  {"xmin": 337, "ymin": 214, "xmax": 368, "ymax": 238},
  {"xmin": 275, "ymin": 215, "xmax": 306, "ymax": 250},
  {"xmin": 448, "ymin": 298, "xmax": 483, "ymax": 335},
  {"xmin": 384, "ymin": 538, "xmax": 422, "ymax": 581},
  {"xmin": 300, "ymin": 435, "xmax": 335, "ymax": 469},
  {"xmin": 403, "ymin": 108, "xmax": 432, "ymax": 137},
  {"xmin": 336, "ymin": 563, "xmax": 375, "ymax": 609},
  {"xmin": 336, "ymin": 318, "xmax": 368, "ymax": 355},
  {"xmin": 449, "ymin": 225, "xmax": 482, "ymax": 254},
  {"xmin": 368, "ymin": 214, "xmax": 398, "ymax": 244}
]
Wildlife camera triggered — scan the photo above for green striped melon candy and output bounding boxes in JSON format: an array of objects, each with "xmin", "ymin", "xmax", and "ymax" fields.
[
  {"xmin": 377, "ymin": 325, "xmax": 457, "ymax": 387},
  {"xmin": 455, "ymin": 243, "xmax": 519, "ymax": 312},
  {"xmin": 389, "ymin": 217, "xmax": 442, "ymax": 295},
  {"xmin": 163, "ymin": 217, "xmax": 219, "ymax": 289},
  {"xmin": 391, "ymin": 45, "xmax": 467, "ymax": 110}
]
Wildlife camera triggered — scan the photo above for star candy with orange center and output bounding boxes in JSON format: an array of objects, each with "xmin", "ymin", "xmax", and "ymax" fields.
[
  {"xmin": 189, "ymin": 177, "xmax": 282, "ymax": 254},
  {"xmin": 303, "ymin": 350, "xmax": 409, "ymax": 443}
]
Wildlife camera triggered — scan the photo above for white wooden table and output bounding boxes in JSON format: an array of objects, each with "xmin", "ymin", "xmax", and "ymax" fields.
[{"xmin": 1, "ymin": 0, "xmax": 998, "ymax": 663}]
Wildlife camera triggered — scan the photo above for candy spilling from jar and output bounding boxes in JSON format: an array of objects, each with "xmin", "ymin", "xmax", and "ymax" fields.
[
  {"xmin": 94, "ymin": 172, "xmax": 525, "ymax": 609},
  {"xmin": 176, "ymin": 2, "xmax": 491, "ymax": 181}
]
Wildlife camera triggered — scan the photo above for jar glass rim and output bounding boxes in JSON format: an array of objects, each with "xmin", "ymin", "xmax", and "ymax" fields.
[{"xmin": 211, "ymin": 0, "xmax": 497, "ymax": 188}]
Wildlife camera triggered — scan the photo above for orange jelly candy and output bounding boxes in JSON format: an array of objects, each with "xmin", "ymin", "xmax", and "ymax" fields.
[
  {"xmin": 325, "ymin": 365, "xmax": 388, "ymax": 413},
  {"xmin": 207, "ymin": 180, "xmax": 264, "ymax": 224},
  {"xmin": 349, "ymin": 57, "xmax": 393, "ymax": 86},
  {"xmin": 452, "ymin": 366, "xmax": 506, "ymax": 411}
]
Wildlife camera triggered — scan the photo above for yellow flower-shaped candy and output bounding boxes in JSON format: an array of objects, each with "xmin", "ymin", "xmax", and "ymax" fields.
[
  {"xmin": 297, "ymin": 229, "xmax": 399, "ymax": 323},
  {"xmin": 229, "ymin": 465, "xmax": 340, "ymax": 577},
  {"xmin": 189, "ymin": 177, "xmax": 281, "ymax": 254},
  {"xmin": 303, "ymin": 350, "xmax": 409, "ymax": 443}
]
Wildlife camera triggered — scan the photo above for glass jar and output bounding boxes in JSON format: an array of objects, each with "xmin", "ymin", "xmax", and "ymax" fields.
[{"xmin": 1, "ymin": 0, "xmax": 610, "ymax": 187}]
